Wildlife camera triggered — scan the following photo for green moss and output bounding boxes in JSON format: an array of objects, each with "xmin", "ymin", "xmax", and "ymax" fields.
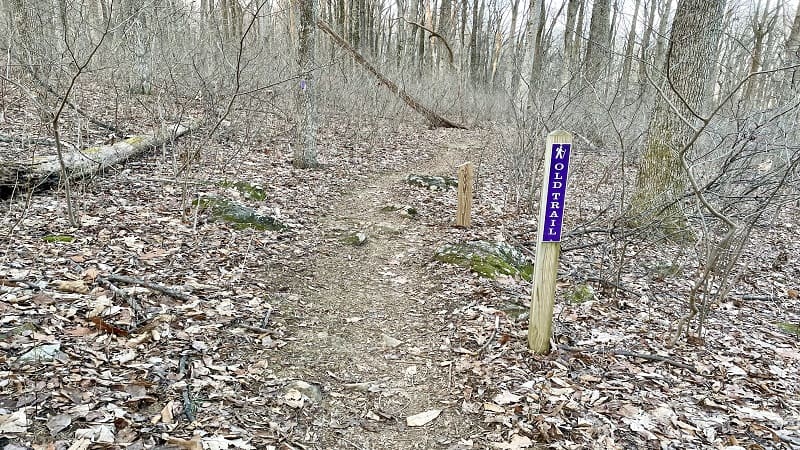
[
  {"xmin": 777, "ymin": 322, "xmax": 800, "ymax": 336},
  {"xmin": 567, "ymin": 284, "xmax": 594, "ymax": 304},
  {"xmin": 434, "ymin": 241, "xmax": 532, "ymax": 280},
  {"xmin": 83, "ymin": 146, "xmax": 101, "ymax": 154},
  {"xmin": 193, "ymin": 197, "xmax": 286, "ymax": 231},
  {"xmin": 42, "ymin": 234, "xmax": 75, "ymax": 243},
  {"xmin": 220, "ymin": 180, "xmax": 267, "ymax": 201}
]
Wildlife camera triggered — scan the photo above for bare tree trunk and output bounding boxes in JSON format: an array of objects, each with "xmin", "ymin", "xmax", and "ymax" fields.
[
  {"xmin": 785, "ymin": 2, "xmax": 800, "ymax": 90},
  {"xmin": 620, "ymin": 0, "xmax": 641, "ymax": 91},
  {"xmin": 583, "ymin": 0, "xmax": 610, "ymax": 85},
  {"xmin": 743, "ymin": 0, "xmax": 776, "ymax": 106},
  {"xmin": 653, "ymin": 0, "xmax": 673, "ymax": 72},
  {"xmin": 508, "ymin": 0, "xmax": 522, "ymax": 95},
  {"xmin": 638, "ymin": 0, "xmax": 657, "ymax": 92},
  {"xmin": 630, "ymin": 0, "xmax": 727, "ymax": 229},
  {"xmin": 294, "ymin": 0, "xmax": 319, "ymax": 169},
  {"xmin": 395, "ymin": 0, "xmax": 405, "ymax": 67},
  {"xmin": 468, "ymin": 0, "xmax": 480, "ymax": 83},
  {"xmin": 525, "ymin": 0, "xmax": 545, "ymax": 95},
  {"xmin": 561, "ymin": 0, "xmax": 581, "ymax": 84}
]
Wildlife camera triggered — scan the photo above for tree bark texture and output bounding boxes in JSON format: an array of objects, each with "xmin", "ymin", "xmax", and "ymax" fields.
[
  {"xmin": 583, "ymin": 0, "xmax": 611, "ymax": 85},
  {"xmin": 630, "ymin": 0, "xmax": 727, "ymax": 226},
  {"xmin": 294, "ymin": 0, "xmax": 319, "ymax": 169}
]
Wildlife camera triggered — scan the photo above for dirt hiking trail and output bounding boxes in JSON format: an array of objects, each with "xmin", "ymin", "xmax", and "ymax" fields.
[{"xmin": 268, "ymin": 144, "xmax": 484, "ymax": 449}]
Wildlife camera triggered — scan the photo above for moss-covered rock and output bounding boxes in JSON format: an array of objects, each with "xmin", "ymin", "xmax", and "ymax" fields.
[
  {"xmin": 195, "ymin": 197, "xmax": 286, "ymax": 231},
  {"xmin": 341, "ymin": 231, "xmax": 368, "ymax": 246},
  {"xmin": 407, "ymin": 174, "xmax": 458, "ymax": 190},
  {"xmin": 220, "ymin": 180, "xmax": 267, "ymax": 201},
  {"xmin": 381, "ymin": 204, "xmax": 418, "ymax": 218},
  {"xmin": 434, "ymin": 241, "xmax": 532, "ymax": 280}
]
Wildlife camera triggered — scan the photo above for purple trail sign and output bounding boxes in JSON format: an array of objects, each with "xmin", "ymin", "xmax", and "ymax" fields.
[{"xmin": 541, "ymin": 143, "xmax": 572, "ymax": 242}]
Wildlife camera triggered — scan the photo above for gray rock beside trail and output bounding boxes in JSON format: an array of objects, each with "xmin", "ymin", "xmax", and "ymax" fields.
[{"xmin": 406, "ymin": 174, "xmax": 458, "ymax": 190}]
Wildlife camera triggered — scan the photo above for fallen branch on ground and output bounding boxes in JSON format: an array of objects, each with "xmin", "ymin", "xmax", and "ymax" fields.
[
  {"xmin": 106, "ymin": 274, "xmax": 194, "ymax": 302},
  {"xmin": 558, "ymin": 345, "xmax": 698, "ymax": 373}
]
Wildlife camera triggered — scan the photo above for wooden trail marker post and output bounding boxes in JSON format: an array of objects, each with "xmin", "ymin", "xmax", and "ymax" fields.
[
  {"xmin": 528, "ymin": 131, "xmax": 573, "ymax": 354},
  {"xmin": 456, "ymin": 162, "xmax": 474, "ymax": 227}
]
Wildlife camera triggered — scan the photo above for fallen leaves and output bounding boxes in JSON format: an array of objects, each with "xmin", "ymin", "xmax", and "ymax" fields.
[
  {"xmin": 0, "ymin": 409, "xmax": 28, "ymax": 433},
  {"xmin": 405, "ymin": 409, "xmax": 442, "ymax": 427}
]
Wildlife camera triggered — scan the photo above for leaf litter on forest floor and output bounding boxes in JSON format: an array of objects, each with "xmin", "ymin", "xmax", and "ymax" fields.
[{"xmin": 1, "ymin": 112, "xmax": 798, "ymax": 449}]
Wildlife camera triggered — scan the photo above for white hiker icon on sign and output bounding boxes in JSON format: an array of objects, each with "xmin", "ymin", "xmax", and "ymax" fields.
[{"xmin": 554, "ymin": 144, "xmax": 567, "ymax": 160}]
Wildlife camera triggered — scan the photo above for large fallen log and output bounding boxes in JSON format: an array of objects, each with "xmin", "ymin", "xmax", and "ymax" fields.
[
  {"xmin": 0, "ymin": 120, "xmax": 201, "ymax": 198},
  {"xmin": 317, "ymin": 20, "xmax": 466, "ymax": 130}
]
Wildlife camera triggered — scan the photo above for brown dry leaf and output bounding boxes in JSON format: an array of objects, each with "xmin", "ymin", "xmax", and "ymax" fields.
[
  {"xmin": 89, "ymin": 316, "xmax": 129, "ymax": 337},
  {"xmin": 165, "ymin": 435, "xmax": 202, "ymax": 450},
  {"xmin": 160, "ymin": 401, "xmax": 176, "ymax": 424},
  {"xmin": 83, "ymin": 267, "xmax": 101, "ymax": 281},
  {"xmin": 31, "ymin": 293, "xmax": 56, "ymax": 305},
  {"xmin": 55, "ymin": 280, "xmax": 89, "ymax": 294},
  {"xmin": 65, "ymin": 327, "xmax": 96, "ymax": 337},
  {"xmin": 492, "ymin": 390, "xmax": 522, "ymax": 405},
  {"xmin": 492, "ymin": 434, "xmax": 532, "ymax": 449},
  {"xmin": 0, "ymin": 409, "xmax": 28, "ymax": 433},
  {"xmin": 140, "ymin": 249, "xmax": 167, "ymax": 260},
  {"xmin": 46, "ymin": 414, "xmax": 71, "ymax": 435}
]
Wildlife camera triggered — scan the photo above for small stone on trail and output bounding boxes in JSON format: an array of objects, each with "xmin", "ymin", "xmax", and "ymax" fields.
[
  {"xmin": 341, "ymin": 231, "xmax": 368, "ymax": 246},
  {"xmin": 406, "ymin": 409, "xmax": 442, "ymax": 427},
  {"xmin": 286, "ymin": 380, "xmax": 323, "ymax": 402},
  {"xmin": 381, "ymin": 333, "xmax": 403, "ymax": 348}
]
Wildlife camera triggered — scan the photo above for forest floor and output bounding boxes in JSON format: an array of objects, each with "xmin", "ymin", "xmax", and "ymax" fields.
[{"xmin": 1, "ymin": 98, "xmax": 800, "ymax": 450}]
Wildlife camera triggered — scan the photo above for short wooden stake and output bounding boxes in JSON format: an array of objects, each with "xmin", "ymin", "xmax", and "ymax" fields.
[
  {"xmin": 528, "ymin": 131, "xmax": 573, "ymax": 354},
  {"xmin": 456, "ymin": 162, "xmax": 474, "ymax": 227}
]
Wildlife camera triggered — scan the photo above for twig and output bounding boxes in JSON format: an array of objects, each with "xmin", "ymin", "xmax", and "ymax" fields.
[
  {"xmin": 558, "ymin": 345, "xmax": 697, "ymax": 373},
  {"xmin": 179, "ymin": 354, "xmax": 196, "ymax": 422},
  {"xmin": 739, "ymin": 294, "xmax": 774, "ymax": 301},
  {"xmin": 106, "ymin": 274, "xmax": 193, "ymax": 302},
  {"xmin": 584, "ymin": 276, "xmax": 640, "ymax": 297},
  {"xmin": 27, "ymin": 71, "xmax": 124, "ymax": 136},
  {"xmin": 1, "ymin": 278, "xmax": 42, "ymax": 290},
  {"xmin": 477, "ymin": 315, "xmax": 500, "ymax": 355},
  {"xmin": 239, "ymin": 324, "xmax": 273, "ymax": 334},
  {"xmin": 182, "ymin": 389, "xmax": 196, "ymax": 422},
  {"xmin": 97, "ymin": 276, "xmax": 145, "ymax": 319},
  {"xmin": 261, "ymin": 304, "xmax": 273, "ymax": 328}
]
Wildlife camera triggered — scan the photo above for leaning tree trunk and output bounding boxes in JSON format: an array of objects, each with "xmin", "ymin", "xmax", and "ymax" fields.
[
  {"xmin": 317, "ymin": 20, "xmax": 465, "ymax": 128},
  {"xmin": 629, "ymin": 0, "xmax": 727, "ymax": 231},
  {"xmin": 0, "ymin": 121, "xmax": 201, "ymax": 198}
]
